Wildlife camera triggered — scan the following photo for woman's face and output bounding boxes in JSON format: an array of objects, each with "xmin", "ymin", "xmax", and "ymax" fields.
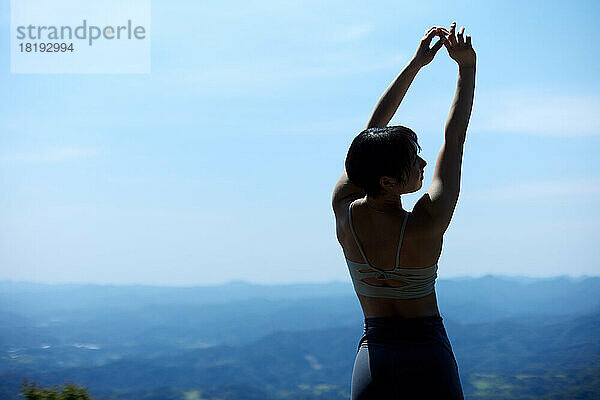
[
  {"xmin": 378, "ymin": 153, "xmax": 427, "ymax": 196},
  {"xmin": 404, "ymin": 154, "xmax": 427, "ymax": 193}
]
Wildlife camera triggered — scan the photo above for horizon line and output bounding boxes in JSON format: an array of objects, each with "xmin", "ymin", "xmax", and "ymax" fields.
[{"xmin": 1, "ymin": 273, "xmax": 598, "ymax": 288}]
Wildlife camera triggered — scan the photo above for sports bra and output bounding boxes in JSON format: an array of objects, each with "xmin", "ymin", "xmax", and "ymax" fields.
[{"xmin": 345, "ymin": 200, "xmax": 438, "ymax": 299}]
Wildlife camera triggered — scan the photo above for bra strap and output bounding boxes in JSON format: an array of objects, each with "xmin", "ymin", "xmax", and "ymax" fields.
[
  {"xmin": 395, "ymin": 212, "xmax": 410, "ymax": 267},
  {"xmin": 348, "ymin": 201, "xmax": 372, "ymax": 267}
]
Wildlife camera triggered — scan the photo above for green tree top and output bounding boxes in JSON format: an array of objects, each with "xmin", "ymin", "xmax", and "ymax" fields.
[{"xmin": 20, "ymin": 378, "xmax": 93, "ymax": 400}]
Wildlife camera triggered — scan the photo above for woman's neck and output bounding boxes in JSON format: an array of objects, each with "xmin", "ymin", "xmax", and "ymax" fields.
[{"xmin": 364, "ymin": 194, "xmax": 404, "ymax": 213}]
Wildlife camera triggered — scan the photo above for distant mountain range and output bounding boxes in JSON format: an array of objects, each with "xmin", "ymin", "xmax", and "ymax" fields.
[{"xmin": 1, "ymin": 275, "xmax": 599, "ymax": 399}]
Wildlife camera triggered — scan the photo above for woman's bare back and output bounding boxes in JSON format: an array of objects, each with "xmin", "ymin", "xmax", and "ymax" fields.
[{"xmin": 336, "ymin": 197, "xmax": 443, "ymax": 318}]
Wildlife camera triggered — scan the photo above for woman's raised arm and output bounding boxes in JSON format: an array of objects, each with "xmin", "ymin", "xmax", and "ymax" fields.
[
  {"xmin": 365, "ymin": 26, "xmax": 448, "ymax": 129},
  {"xmin": 420, "ymin": 22, "xmax": 476, "ymax": 235}
]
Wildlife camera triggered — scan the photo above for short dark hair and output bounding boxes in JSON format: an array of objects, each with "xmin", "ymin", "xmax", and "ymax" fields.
[{"xmin": 345, "ymin": 125, "xmax": 421, "ymax": 198}]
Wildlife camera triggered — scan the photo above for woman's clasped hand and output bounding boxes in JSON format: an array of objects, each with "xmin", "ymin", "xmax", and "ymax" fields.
[{"xmin": 413, "ymin": 21, "xmax": 476, "ymax": 68}]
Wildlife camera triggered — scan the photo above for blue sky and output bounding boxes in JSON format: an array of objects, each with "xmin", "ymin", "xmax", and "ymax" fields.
[{"xmin": 1, "ymin": 0, "xmax": 599, "ymax": 285}]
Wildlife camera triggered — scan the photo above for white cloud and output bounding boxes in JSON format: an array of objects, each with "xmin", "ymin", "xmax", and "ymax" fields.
[
  {"xmin": 462, "ymin": 178, "xmax": 600, "ymax": 201},
  {"xmin": 0, "ymin": 147, "xmax": 97, "ymax": 163},
  {"xmin": 470, "ymin": 88, "xmax": 600, "ymax": 136}
]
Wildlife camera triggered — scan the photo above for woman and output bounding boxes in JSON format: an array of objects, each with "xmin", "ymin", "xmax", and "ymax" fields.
[{"xmin": 331, "ymin": 22, "xmax": 476, "ymax": 399}]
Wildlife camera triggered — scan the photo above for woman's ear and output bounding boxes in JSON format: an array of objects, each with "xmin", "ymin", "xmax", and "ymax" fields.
[{"xmin": 379, "ymin": 176, "xmax": 397, "ymax": 192}]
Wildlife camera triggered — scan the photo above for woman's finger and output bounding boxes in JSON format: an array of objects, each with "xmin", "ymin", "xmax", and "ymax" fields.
[
  {"xmin": 440, "ymin": 34, "xmax": 451, "ymax": 51},
  {"xmin": 431, "ymin": 36, "xmax": 444, "ymax": 54},
  {"xmin": 466, "ymin": 34, "xmax": 472, "ymax": 47},
  {"xmin": 425, "ymin": 28, "xmax": 439, "ymax": 41},
  {"xmin": 457, "ymin": 26, "xmax": 465, "ymax": 46},
  {"xmin": 427, "ymin": 26, "xmax": 449, "ymax": 36},
  {"xmin": 420, "ymin": 28, "xmax": 439, "ymax": 49},
  {"xmin": 447, "ymin": 22, "xmax": 457, "ymax": 46}
]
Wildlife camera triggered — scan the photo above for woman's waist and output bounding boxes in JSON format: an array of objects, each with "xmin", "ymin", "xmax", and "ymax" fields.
[
  {"xmin": 359, "ymin": 292, "xmax": 440, "ymax": 319},
  {"xmin": 359, "ymin": 315, "xmax": 449, "ymax": 349},
  {"xmin": 362, "ymin": 312, "xmax": 445, "ymax": 336},
  {"xmin": 364, "ymin": 314, "xmax": 443, "ymax": 329}
]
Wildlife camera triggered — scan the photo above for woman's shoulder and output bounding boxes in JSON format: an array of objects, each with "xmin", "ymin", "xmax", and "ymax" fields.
[
  {"xmin": 409, "ymin": 194, "xmax": 447, "ymax": 240},
  {"xmin": 333, "ymin": 196, "xmax": 360, "ymax": 237},
  {"xmin": 332, "ymin": 194, "xmax": 362, "ymax": 223}
]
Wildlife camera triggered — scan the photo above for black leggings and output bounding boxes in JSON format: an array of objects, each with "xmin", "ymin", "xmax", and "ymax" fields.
[{"xmin": 351, "ymin": 315, "xmax": 464, "ymax": 399}]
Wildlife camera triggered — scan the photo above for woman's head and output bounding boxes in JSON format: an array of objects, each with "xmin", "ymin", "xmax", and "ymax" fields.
[{"xmin": 345, "ymin": 125, "xmax": 426, "ymax": 198}]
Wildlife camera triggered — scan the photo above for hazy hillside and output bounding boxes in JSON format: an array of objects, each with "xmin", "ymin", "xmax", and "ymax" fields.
[
  {"xmin": 436, "ymin": 275, "xmax": 600, "ymax": 322},
  {"xmin": 1, "ymin": 276, "xmax": 599, "ymax": 399},
  {"xmin": 1, "ymin": 312, "xmax": 598, "ymax": 399}
]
